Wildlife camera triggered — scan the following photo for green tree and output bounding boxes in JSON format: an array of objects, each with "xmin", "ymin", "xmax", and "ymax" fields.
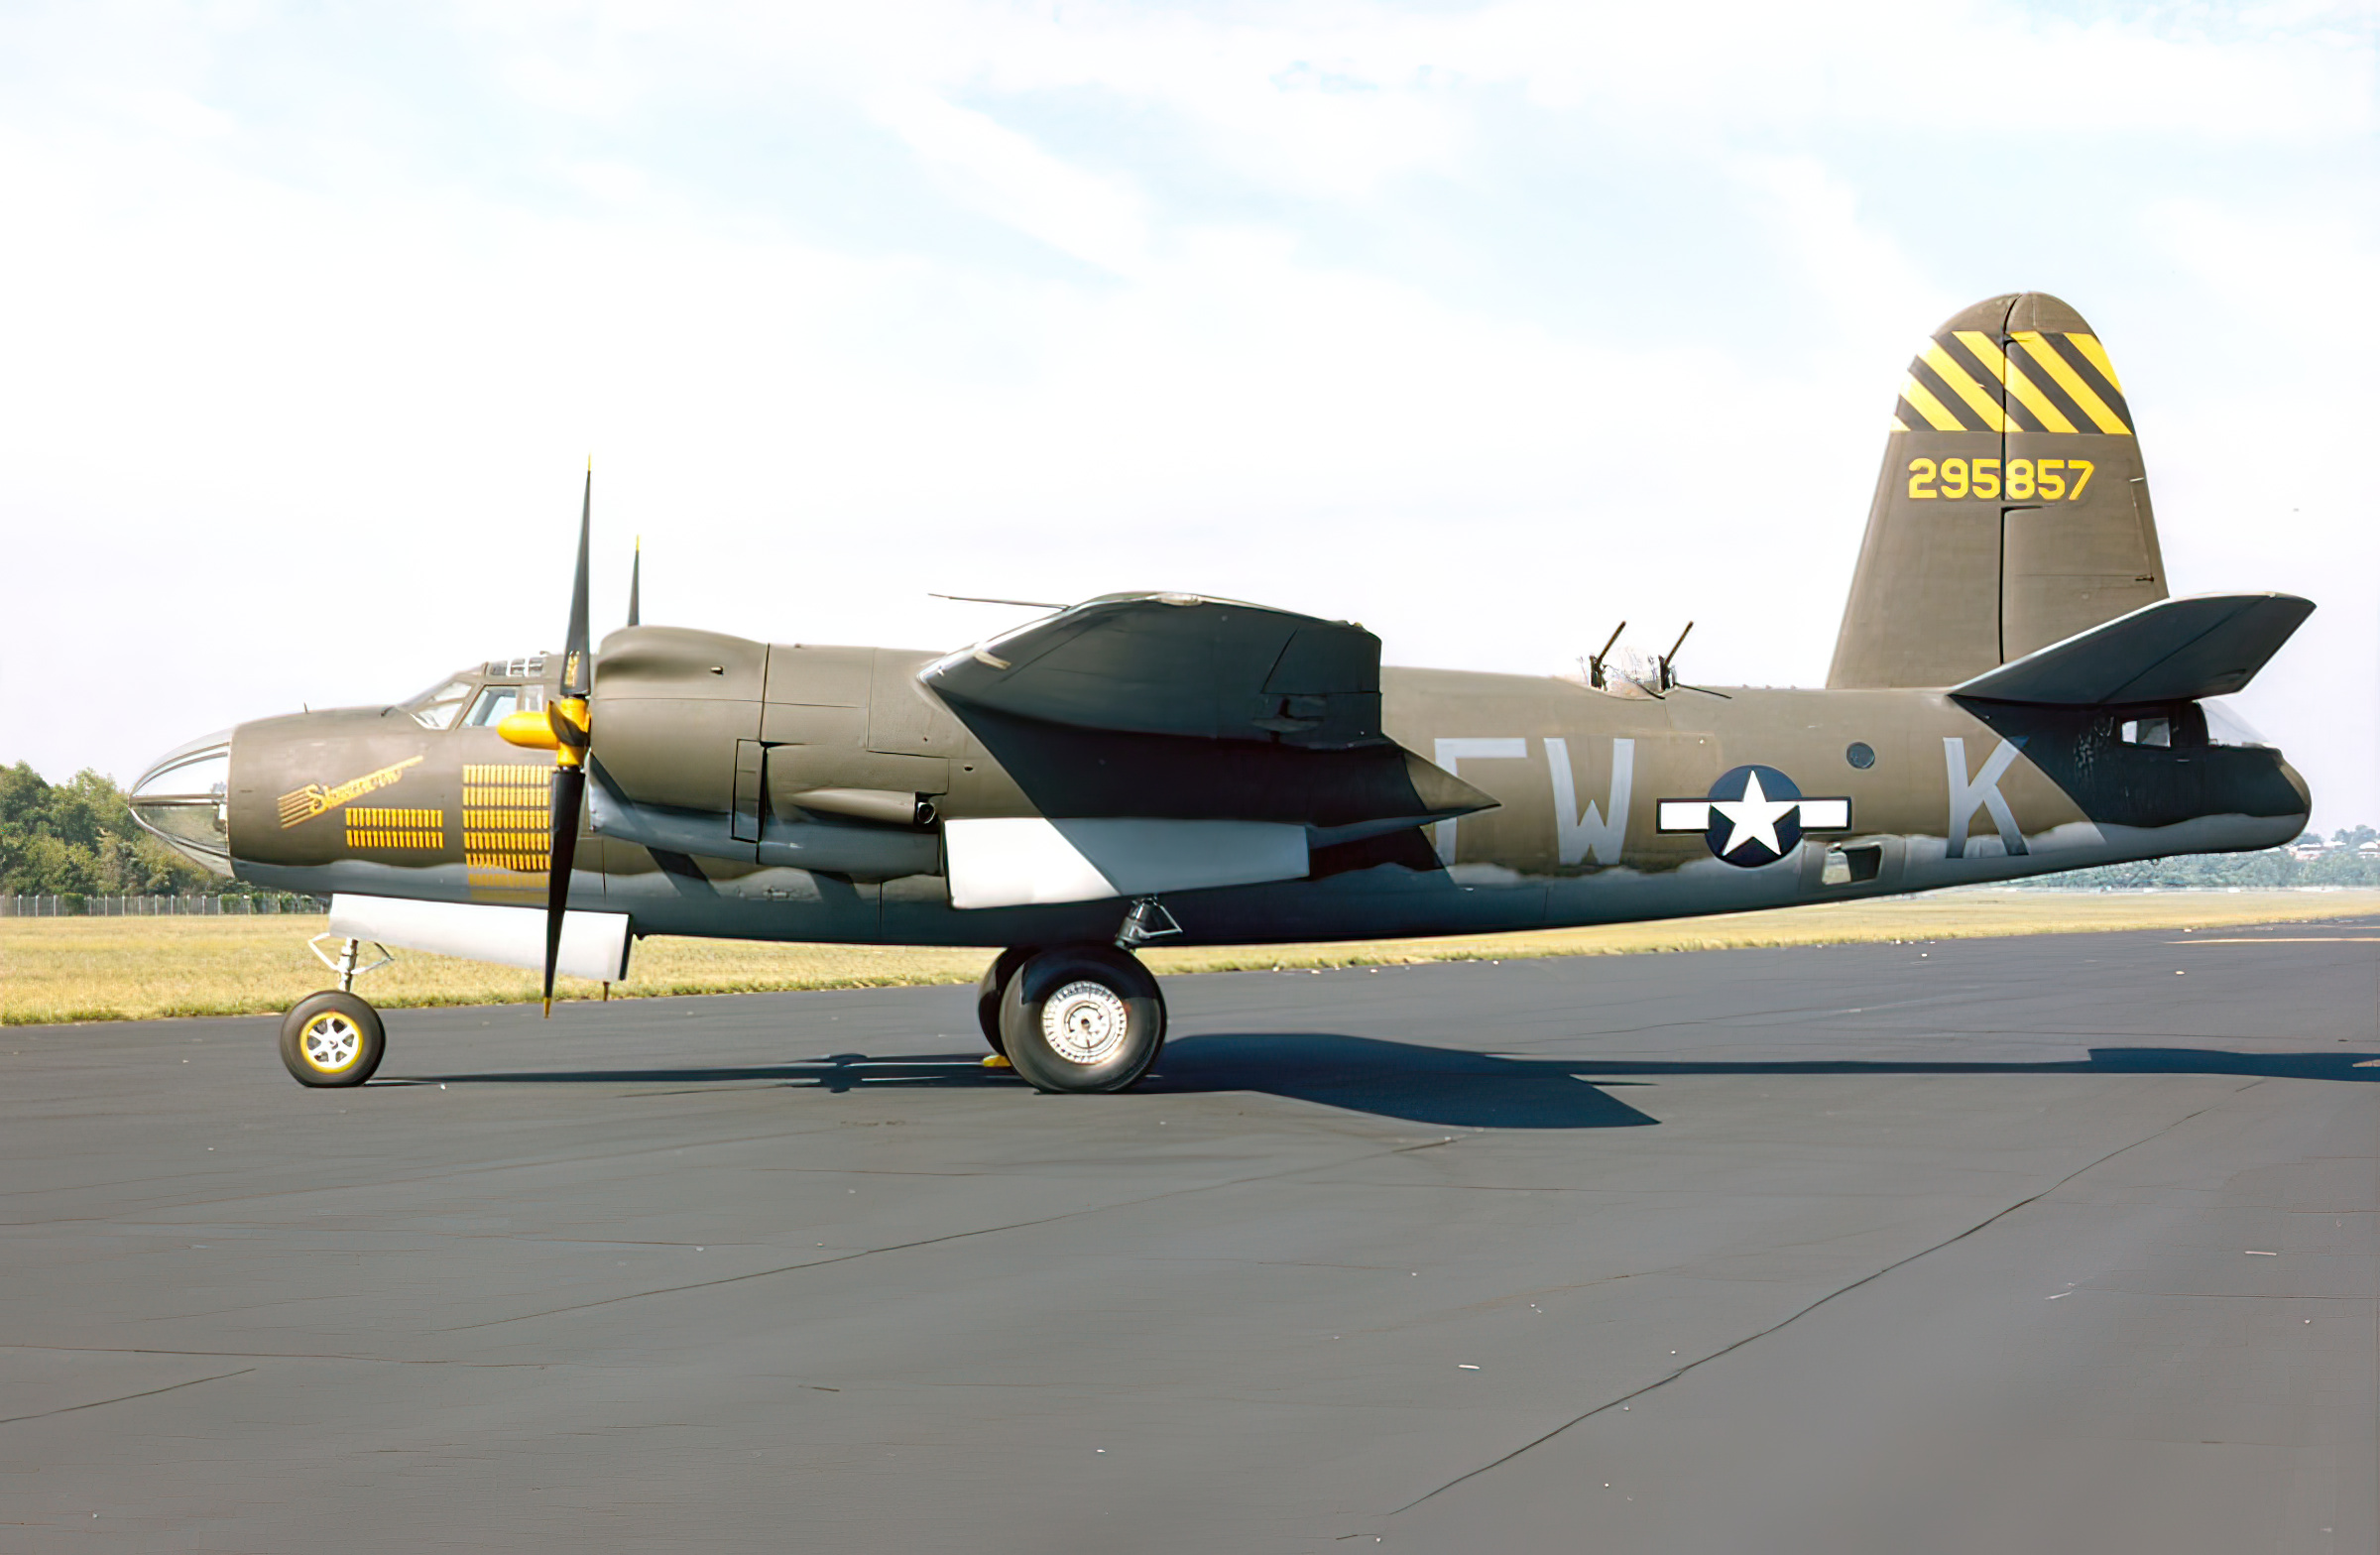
[{"xmin": 0, "ymin": 762, "xmax": 218, "ymax": 897}]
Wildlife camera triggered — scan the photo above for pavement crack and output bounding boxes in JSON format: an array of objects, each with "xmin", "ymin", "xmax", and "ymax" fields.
[
  {"xmin": 0, "ymin": 1367, "xmax": 255, "ymax": 1427},
  {"xmin": 1389, "ymin": 1091, "xmax": 2237, "ymax": 1514},
  {"xmin": 1, "ymin": 1344, "xmax": 557, "ymax": 1368},
  {"xmin": 441, "ymin": 1136, "xmax": 1447, "ymax": 1333}
]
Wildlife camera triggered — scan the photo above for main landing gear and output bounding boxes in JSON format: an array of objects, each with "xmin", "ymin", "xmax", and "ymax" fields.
[
  {"xmin": 279, "ymin": 934, "xmax": 393, "ymax": 1088},
  {"xmin": 977, "ymin": 898, "xmax": 1179, "ymax": 1095}
]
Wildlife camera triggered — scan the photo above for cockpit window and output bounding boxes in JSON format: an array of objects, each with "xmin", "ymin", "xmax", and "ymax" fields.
[
  {"xmin": 2202, "ymin": 698, "xmax": 2274, "ymax": 750},
  {"xmin": 2119, "ymin": 716, "xmax": 2172, "ymax": 748},
  {"xmin": 405, "ymin": 679, "xmax": 476, "ymax": 730},
  {"xmin": 463, "ymin": 684, "xmax": 545, "ymax": 728}
]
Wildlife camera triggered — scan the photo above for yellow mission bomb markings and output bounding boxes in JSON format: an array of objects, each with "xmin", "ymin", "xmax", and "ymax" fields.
[
  {"xmin": 344, "ymin": 807, "xmax": 443, "ymax": 852},
  {"xmin": 277, "ymin": 756, "xmax": 425, "ymax": 829},
  {"xmin": 461, "ymin": 763, "xmax": 552, "ymax": 900}
]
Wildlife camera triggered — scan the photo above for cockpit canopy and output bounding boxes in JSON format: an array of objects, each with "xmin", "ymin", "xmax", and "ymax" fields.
[{"xmin": 400, "ymin": 656, "xmax": 553, "ymax": 731}]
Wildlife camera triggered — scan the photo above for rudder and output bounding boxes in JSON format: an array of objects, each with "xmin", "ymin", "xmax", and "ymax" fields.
[{"xmin": 1828, "ymin": 293, "xmax": 2166, "ymax": 687}]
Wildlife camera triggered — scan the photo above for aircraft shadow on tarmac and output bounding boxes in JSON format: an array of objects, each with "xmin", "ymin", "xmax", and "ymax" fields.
[
  {"xmin": 407, "ymin": 1036, "xmax": 1657, "ymax": 1130},
  {"xmin": 408, "ymin": 1034, "xmax": 2380, "ymax": 1131}
]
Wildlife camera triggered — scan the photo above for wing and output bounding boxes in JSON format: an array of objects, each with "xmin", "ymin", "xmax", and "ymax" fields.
[{"xmin": 922, "ymin": 594, "xmax": 1495, "ymax": 907}]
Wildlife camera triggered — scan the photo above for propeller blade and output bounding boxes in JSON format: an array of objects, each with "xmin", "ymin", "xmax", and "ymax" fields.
[
  {"xmin": 563, "ymin": 466, "xmax": 593, "ymax": 699},
  {"xmin": 627, "ymin": 536, "xmax": 642, "ymax": 628},
  {"xmin": 542, "ymin": 765, "xmax": 585, "ymax": 1013},
  {"xmin": 543, "ymin": 464, "xmax": 596, "ymax": 1017}
]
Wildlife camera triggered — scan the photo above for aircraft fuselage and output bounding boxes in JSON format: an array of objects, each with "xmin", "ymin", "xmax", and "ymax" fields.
[{"xmin": 194, "ymin": 651, "xmax": 2308, "ymax": 951}]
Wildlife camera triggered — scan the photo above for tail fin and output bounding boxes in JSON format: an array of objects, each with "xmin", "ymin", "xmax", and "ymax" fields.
[{"xmin": 1828, "ymin": 293, "xmax": 2166, "ymax": 688}]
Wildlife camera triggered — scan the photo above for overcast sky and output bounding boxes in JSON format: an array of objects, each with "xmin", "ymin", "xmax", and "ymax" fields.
[{"xmin": 4, "ymin": 1, "xmax": 2374, "ymax": 827}]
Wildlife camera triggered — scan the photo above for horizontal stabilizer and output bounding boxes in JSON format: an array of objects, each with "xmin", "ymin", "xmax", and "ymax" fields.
[{"xmin": 1951, "ymin": 592, "xmax": 2313, "ymax": 705}]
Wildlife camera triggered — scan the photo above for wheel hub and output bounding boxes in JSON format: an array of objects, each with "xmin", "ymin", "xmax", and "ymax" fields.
[
  {"xmin": 301, "ymin": 1014, "xmax": 362, "ymax": 1073},
  {"xmin": 1040, "ymin": 980, "xmax": 1130, "ymax": 1065}
]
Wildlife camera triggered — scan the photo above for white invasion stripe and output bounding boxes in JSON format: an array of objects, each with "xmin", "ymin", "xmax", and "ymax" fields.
[
  {"xmin": 944, "ymin": 818, "xmax": 1115, "ymax": 908},
  {"xmin": 328, "ymin": 894, "xmax": 632, "ymax": 981},
  {"xmin": 1657, "ymin": 800, "xmax": 1711, "ymax": 832},
  {"xmin": 1798, "ymin": 798, "xmax": 1851, "ymax": 830},
  {"xmin": 945, "ymin": 817, "xmax": 1309, "ymax": 910}
]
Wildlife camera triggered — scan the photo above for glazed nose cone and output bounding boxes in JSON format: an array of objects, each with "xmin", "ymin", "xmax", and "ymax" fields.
[
  {"xmin": 2279, "ymin": 756, "xmax": 2312, "ymax": 820},
  {"xmin": 128, "ymin": 729, "xmax": 236, "ymax": 876}
]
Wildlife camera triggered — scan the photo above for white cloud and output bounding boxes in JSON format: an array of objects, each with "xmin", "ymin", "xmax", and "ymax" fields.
[{"xmin": 872, "ymin": 89, "xmax": 1149, "ymax": 271}]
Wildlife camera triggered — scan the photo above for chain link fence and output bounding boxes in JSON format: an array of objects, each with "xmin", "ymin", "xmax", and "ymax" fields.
[{"xmin": 1, "ymin": 894, "xmax": 326, "ymax": 917}]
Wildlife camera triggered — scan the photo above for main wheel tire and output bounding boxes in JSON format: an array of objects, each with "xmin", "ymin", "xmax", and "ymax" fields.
[
  {"xmin": 976, "ymin": 946, "xmax": 1037, "ymax": 1056},
  {"xmin": 279, "ymin": 991, "xmax": 386, "ymax": 1088},
  {"xmin": 998, "ymin": 944, "xmax": 1165, "ymax": 1095}
]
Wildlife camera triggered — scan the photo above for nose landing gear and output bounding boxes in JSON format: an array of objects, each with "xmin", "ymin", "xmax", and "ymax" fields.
[
  {"xmin": 280, "ymin": 991, "xmax": 384, "ymax": 1087},
  {"xmin": 279, "ymin": 935, "xmax": 394, "ymax": 1088}
]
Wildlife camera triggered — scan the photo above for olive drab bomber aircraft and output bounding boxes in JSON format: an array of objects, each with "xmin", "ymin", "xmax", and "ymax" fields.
[{"xmin": 130, "ymin": 293, "xmax": 2315, "ymax": 1096}]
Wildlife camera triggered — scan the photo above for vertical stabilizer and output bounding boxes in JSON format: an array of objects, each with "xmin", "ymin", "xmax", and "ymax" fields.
[{"xmin": 1828, "ymin": 294, "xmax": 2166, "ymax": 688}]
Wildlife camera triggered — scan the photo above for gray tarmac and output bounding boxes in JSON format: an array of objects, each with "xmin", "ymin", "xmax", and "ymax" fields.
[{"xmin": 3, "ymin": 916, "xmax": 2374, "ymax": 1552}]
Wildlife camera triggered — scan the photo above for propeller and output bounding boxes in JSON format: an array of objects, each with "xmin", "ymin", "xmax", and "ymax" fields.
[
  {"xmin": 541, "ymin": 467, "xmax": 595, "ymax": 1016},
  {"xmin": 627, "ymin": 536, "xmax": 642, "ymax": 628}
]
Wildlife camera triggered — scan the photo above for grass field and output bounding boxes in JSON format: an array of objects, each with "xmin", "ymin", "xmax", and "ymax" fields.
[{"xmin": 6, "ymin": 889, "xmax": 2376, "ymax": 1025}]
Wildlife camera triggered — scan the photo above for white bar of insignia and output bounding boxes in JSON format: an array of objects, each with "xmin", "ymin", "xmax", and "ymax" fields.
[
  {"xmin": 1657, "ymin": 800, "xmax": 1710, "ymax": 832},
  {"xmin": 1798, "ymin": 798, "xmax": 1851, "ymax": 830}
]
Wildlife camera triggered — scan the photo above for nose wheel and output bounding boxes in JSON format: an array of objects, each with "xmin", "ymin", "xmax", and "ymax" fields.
[
  {"xmin": 996, "ymin": 944, "xmax": 1166, "ymax": 1094},
  {"xmin": 279, "ymin": 991, "xmax": 386, "ymax": 1087},
  {"xmin": 279, "ymin": 934, "xmax": 395, "ymax": 1087}
]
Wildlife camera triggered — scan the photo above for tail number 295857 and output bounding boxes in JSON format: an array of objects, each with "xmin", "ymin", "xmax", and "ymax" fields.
[{"xmin": 1907, "ymin": 457, "xmax": 2093, "ymax": 501}]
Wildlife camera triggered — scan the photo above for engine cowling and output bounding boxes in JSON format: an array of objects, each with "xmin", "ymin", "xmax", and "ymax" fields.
[{"xmin": 582, "ymin": 627, "xmax": 964, "ymax": 880}]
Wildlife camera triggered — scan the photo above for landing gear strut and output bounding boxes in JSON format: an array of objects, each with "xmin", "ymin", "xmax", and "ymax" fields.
[{"xmin": 280, "ymin": 935, "xmax": 393, "ymax": 1088}]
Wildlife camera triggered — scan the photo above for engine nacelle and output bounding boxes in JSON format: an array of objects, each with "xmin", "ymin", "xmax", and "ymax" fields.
[{"xmin": 583, "ymin": 627, "xmax": 972, "ymax": 879}]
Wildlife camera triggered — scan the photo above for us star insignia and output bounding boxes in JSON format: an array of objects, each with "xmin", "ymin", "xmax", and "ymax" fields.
[{"xmin": 1657, "ymin": 765, "xmax": 1851, "ymax": 867}]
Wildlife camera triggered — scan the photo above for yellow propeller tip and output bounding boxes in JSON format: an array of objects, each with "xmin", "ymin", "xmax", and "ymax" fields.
[{"xmin": 541, "ymin": 997, "xmax": 553, "ymax": 1018}]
